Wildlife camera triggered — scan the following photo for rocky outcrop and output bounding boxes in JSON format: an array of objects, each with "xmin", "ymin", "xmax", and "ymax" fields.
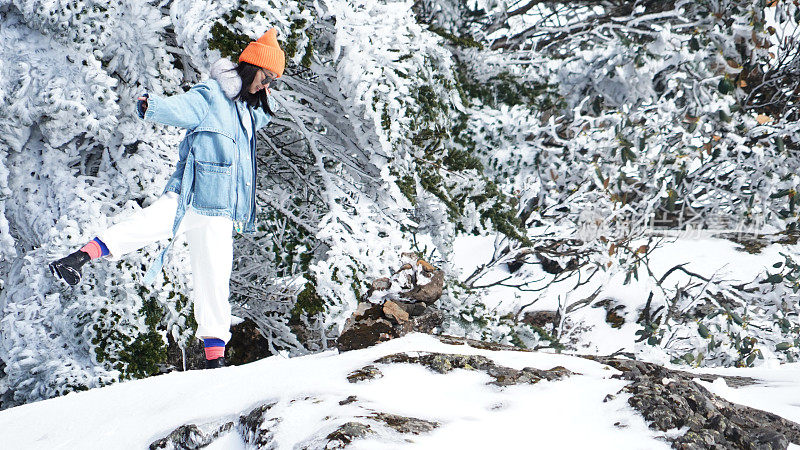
[
  {"xmin": 149, "ymin": 402, "xmax": 278, "ymax": 450},
  {"xmin": 325, "ymin": 422, "xmax": 374, "ymax": 448},
  {"xmin": 225, "ymin": 319, "xmax": 273, "ymax": 366},
  {"xmin": 239, "ymin": 402, "xmax": 282, "ymax": 448},
  {"xmin": 323, "ymin": 413, "xmax": 440, "ymax": 448},
  {"xmin": 592, "ymin": 357, "xmax": 800, "ymax": 450},
  {"xmin": 435, "ymin": 333, "xmax": 535, "ymax": 352},
  {"xmin": 364, "ymin": 252, "xmax": 445, "ymax": 306},
  {"xmin": 149, "ymin": 422, "xmax": 234, "ymax": 449},
  {"xmin": 395, "ymin": 258, "xmax": 444, "ymax": 305},
  {"xmin": 336, "ymin": 301, "xmax": 444, "ymax": 352},
  {"xmin": 346, "ymin": 364, "xmax": 383, "ymax": 383},
  {"xmin": 368, "ymin": 412, "xmax": 439, "ymax": 434},
  {"xmin": 336, "ymin": 253, "xmax": 446, "ymax": 352},
  {"xmin": 370, "ymin": 351, "xmax": 575, "ymax": 387}
]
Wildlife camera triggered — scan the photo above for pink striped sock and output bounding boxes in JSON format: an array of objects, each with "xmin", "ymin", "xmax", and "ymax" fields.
[
  {"xmin": 79, "ymin": 241, "xmax": 103, "ymax": 260},
  {"xmin": 204, "ymin": 346, "xmax": 225, "ymax": 360}
]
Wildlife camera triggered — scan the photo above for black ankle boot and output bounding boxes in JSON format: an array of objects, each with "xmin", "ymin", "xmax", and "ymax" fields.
[
  {"xmin": 49, "ymin": 250, "xmax": 91, "ymax": 286},
  {"xmin": 205, "ymin": 357, "xmax": 226, "ymax": 369}
]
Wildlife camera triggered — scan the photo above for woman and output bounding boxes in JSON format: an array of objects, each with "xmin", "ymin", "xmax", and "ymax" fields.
[{"xmin": 48, "ymin": 28, "xmax": 285, "ymax": 369}]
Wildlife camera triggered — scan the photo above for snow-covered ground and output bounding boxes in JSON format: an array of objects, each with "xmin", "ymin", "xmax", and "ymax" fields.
[
  {"xmin": 1, "ymin": 235, "xmax": 797, "ymax": 449},
  {"xmin": 693, "ymin": 364, "xmax": 800, "ymax": 450},
  {"xmin": 0, "ymin": 333, "xmax": 673, "ymax": 449},
  {"xmin": 692, "ymin": 363, "xmax": 800, "ymax": 425},
  {"xmin": 1, "ymin": 332, "xmax": 798, "ymax": 449},
  {"xmin": 2, "ymin": 331, "xmax": 798, "ymax": 449}
]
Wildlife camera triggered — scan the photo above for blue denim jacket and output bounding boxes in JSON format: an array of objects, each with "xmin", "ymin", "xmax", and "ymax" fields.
[{"xmin": 140, "ymin": 75, "xmax": 272, "ymax": 283}]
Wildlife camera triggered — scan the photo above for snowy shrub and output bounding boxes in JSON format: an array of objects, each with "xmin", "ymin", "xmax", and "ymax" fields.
[
  {"xmin": 636, "ymin": 253, "xmax": 800, "ymax": 367},
  {"xmin": 404, "ymin": 0, "xmax": 800, "ymax": 361}
]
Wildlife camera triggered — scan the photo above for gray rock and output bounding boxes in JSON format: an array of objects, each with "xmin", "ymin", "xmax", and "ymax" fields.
[
  {"xmin": 150, "ymin": 402, "xmax": 278, "ymax": 450},
  {"xmin": 347, "ymin": 365, "xmax": 383, "ymax": 383},
  {"xmin": 410, "ymin": 306, "xmax": 444, "ymax": 333},
  {"xmin": 374, "ymin": 352, "xmax": 494, "ymax": 374},
  {"xmin": 753, "ymin": 428, "xmax": 790, "ymax": 449},
  {"xmin": 373, "ymin": 351, "xmax": 574, "ymax": 386},
  {"xmin": 325, "ymin": 421, "xmax": 374, "ymax": 447},
  {"xmin": 399, "ymin": 268, "xmax": 444, "ymax": 305},
  {"xmin": 435, "ymin": 334, "xmax": 533, "ymax": 352},
  {"xmin": 370, "ymin": 277, "xmax": 392, "ymax": 292},
  {"xmin": 339, "ymin": 395, "xmax": 358, "ymax": 405},
  {"xmin": 149, "ymin": 422, "xmax": 233, "ymax": 450},
  {"xmin": 393, "ymin": 300, "xmax": 428, "ymax": 317},
  {"xmin": 592, "ymin": 357, "xmax": 800, "ymax": 449},
  {"xmin": 383, "ymin": 300, "xmax": 410, "ymax": 324},
  {"xmin": 336, "ymin": 303, "xmax": 443, "ymax": 352},
  {"xmin": 238, "ymin": 402, "xmax": 280, "ymax": 448},
  {"xmin": 336, "ymin": 303, "xmax": 396, "ymax": 352},
  {"xmin": 367, "ymin": 412, "xmax": 439, "ymax": 434},
  {"xmin": 486, "ymin": 365, "xmax": 575, "ymax": 387}
]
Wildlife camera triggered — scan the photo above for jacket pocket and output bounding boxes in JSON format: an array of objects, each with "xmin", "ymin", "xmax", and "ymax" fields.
[{"xmin": 193, "ymin": 160, "xmax": 232, "ymax": 210}]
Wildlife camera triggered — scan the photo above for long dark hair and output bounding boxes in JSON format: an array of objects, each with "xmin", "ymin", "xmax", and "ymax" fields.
[{"xmin": 228, "ymin": 61, "xmax": 276, "ymax": 116}]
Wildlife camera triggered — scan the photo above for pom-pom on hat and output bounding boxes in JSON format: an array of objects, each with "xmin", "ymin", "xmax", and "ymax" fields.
[{"xmin": 238, "ymin": 28, "xmax": 286, "ymax": 78}]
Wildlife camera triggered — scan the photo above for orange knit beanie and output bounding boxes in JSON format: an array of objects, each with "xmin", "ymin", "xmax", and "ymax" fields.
[{"xmin": 238, "ymin": 28, "xmax": 286, "ymax": 78}]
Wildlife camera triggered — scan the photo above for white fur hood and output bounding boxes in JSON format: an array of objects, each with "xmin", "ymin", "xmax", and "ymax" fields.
[{"xmin": 210, "ymin": 58, "xmax": 241, "ymax": 99}]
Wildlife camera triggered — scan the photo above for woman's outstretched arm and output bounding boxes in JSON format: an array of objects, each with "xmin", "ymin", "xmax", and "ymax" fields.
[{"xmin": 139, "ymin": 83, "xmax": 212, "ymax": 129}]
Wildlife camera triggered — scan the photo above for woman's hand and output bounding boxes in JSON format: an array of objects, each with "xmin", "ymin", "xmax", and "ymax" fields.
[{"xmin": 136, "ymin": 93, "xmax": 149, "ymax": 118}]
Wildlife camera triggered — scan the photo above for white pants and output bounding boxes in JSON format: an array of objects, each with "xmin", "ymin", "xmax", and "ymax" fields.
[{"xmin": 98, "ymin": 192, "xmax": 234, "ymax": 343}]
